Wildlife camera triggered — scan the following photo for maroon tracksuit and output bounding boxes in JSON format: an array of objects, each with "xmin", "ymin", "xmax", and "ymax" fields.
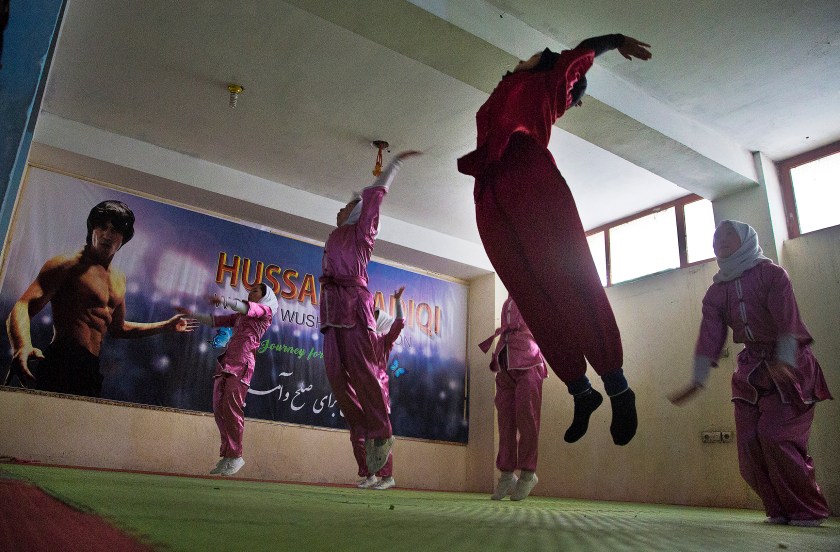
[{"xmin": 458, "ymin": 46, "xmax": 623, "ymax": 385}]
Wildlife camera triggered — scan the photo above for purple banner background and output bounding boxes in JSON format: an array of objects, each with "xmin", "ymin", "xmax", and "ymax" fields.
[{"xmin": 0, "ymin": 167, "xmax": 469, "ymax": 443}]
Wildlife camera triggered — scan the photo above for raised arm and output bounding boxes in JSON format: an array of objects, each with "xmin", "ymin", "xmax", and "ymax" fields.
[
  {"xmin": 568, "ymin": 35, "xmax": 651, "ymax": 105},
  {"xmin": 358, "ymin": 151, "xmax": 422, "ymax": 243},
  {"xmin": 575, "ymin": 34, "xmax": 651, "ymax": 60},
  {"xmin": 575, "ymin": 34, "xmax": 625, "ymax": 57},
  {"xmin": 174, "ymin": 293, "xmax": 249, "ymax": 328},
  {"xmin": 382, "ymin": 287, "xmax": 407, "ymax": 352}
]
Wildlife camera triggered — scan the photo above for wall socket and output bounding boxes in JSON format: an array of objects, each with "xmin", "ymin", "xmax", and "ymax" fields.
[
  {"xmin": 701, "ymin": 431, "xmax": 721, "ymax": 443},
  {"xmin": 702, "ymin": 430, "xmax": 734, "ymax": 443}
]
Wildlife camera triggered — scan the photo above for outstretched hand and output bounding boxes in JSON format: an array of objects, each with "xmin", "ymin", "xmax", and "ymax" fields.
[
  {"xmin": 767, "ymin": 361, "xmax": 797, "ymax": 392},
  {"xmin": 618, "ymin": 36, "xmax": 652, "ymax": 61},
  {"xmin": 167, "ymin": 313, "xmax": 198, "ymax": 333},
  {"xmin": 393, "ymin": 286, "xmax": 405, "ymax": 301},
  {"xmin": 395, "ymin": 151, "xmax": 423, "ymax": 161}
]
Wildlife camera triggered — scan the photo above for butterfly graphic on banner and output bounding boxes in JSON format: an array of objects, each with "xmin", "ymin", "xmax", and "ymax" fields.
[{"xmin": 388, "ymin": 359, "xmax": 406, "ymax": 378}]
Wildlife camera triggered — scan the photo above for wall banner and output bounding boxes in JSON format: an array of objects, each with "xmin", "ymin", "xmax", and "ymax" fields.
[{"xmin": 0, "ymin": 166, "xmax": 469, "ymax": 443}]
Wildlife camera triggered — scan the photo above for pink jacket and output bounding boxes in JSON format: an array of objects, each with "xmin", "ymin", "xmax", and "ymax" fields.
[
  {"xmin": 695, "ymin": 261, "xmax": 831, "ymax": 404},
  {"xmin": 457, "ymin": 47, "xmax": 595, "ymax": 179},
  {"xmin": 320, "ymin": 185, "xmax": 385, "ymax": 332},
  {"xmin": 479, "ymin": 297, "xmax": 547, "ymax": 377},
  {"xmin": 213, "ymin": 302, "xmax": 273, "ymax": 386}
]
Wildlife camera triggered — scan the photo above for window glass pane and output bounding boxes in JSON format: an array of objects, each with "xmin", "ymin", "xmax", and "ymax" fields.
[
  {"xmin": 684, "ymin": 199, "xmax": 715, "ymax": 263},
  {"xmin": 586, "ymin": 231, "xmax": 607, "ymax": 286},
  {"xmin": 610, "ymin": 207, "xmax": 679, "ymax": 284},
  {"xmin": 790, "ymin": 152, "xmax": 840, "ymax": 234}
]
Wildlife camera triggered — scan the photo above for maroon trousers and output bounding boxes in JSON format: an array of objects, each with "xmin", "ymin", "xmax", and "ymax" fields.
[
  {"xmin": 733, "ymin": 367, "xmax": 830, "ymax": 521},
  {"xmin": 475, "ymin": 133, "xmax": 623, "ymax": 384}
]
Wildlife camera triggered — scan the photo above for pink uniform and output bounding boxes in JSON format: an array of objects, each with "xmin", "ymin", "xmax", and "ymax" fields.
[
  {"xmin": 211, "ymin": 302, "xmax": 272, "ymax": 458},
  {"xmin": 480, "ymin": 297, "xmax": 547, "ymax": 473},
  {"xmin": 351, "ymin": 318, "xmax": 405, "ymax": 478},
  {"xmin": 458, "ymin": 46, "xmax": 623, "ymax": 387},
  {"xmin": 320, "ymin": 161, "xmax": 404, "ymax": 442},
  {"xmin": 695, "ymin": 261, "xmax": 831, "ymax": 521}
]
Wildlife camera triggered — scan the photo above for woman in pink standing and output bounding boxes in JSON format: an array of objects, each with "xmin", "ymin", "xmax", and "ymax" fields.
[
  {"xmin": 354, "ymin": 286, "xmax": 405, "ymax": 490},
  {"xmin": 479, "ymin": 295, "xmax": 547, "ymax": 501},
  {"xmin": 178, "ymin": 283, "xmax": 277, "ymax": 476},
  {"xmin": 672, "ymin": 220, "xmax": 832, "ymax": 526}
]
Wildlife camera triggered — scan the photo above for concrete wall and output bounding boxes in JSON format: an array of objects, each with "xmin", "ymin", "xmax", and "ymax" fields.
[{"xmin": 781, "ymin": 224, "xmax": 840, "ymax": 508}]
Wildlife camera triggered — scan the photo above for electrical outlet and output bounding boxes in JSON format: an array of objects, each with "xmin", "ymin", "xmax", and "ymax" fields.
[
  {"xmin": 720, "ymin": 431, "xmax": 733, "ymax": 443},
  {"xmin": 702, "ymin": 431, "xmax": 722, "ymax": 443}
]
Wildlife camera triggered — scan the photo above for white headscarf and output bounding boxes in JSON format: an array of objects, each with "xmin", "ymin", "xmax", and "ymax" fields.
[
  {"xmin": 374, "ymin": 308, "xmax": 395, "ymax": 334},
  {"xmin": 343, "ymin": 192, "xmax": 363, "ymax": 225},
  {"xmin": 256, "ymin": 283, "xmax": 279, "ymax": 315},
  {"xmin": 713, "ymin": 220, "xmax": 771, "ymax": 283},
  {"xmin": 342, "ymin": 191, "xmax": 381, "ymax": 236}
]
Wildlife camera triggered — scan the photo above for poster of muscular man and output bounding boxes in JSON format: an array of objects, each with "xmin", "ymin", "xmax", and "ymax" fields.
[{"xmin": 0, "ymin": 166, "xmax": 469, "ymax": 443}]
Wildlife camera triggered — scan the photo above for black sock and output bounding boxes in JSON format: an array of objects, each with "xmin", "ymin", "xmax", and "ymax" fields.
[
  {"xmin": 564, "ymin": 388, "xmax": 603, "ymax": 443},
  {"xmin": 609, "ymin": 388, "xmax": 637, "ymax": 446}
]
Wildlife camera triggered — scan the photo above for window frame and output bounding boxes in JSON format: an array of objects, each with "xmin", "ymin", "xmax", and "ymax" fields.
[
  {"xmin": 777, "ymin": 139, "xmax": 840, "ymax": 239},
  {"xmin": 586, "ymin": 194, "xmax": 712, "ymax": 287}
]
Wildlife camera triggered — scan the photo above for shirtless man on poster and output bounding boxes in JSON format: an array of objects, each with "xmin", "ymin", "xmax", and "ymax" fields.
[{"xmin": 5, "ymin": 200, "xmax": 195, "ymax": 397}]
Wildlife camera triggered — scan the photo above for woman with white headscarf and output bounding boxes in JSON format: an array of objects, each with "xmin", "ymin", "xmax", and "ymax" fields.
[
  {"xmin": 319, "ymin": 151, "xmax": 419, "ymax": 476},
  {"xmin": 672, "ymin": 220, "xmax": 832, "ymax": 526},
  {"xmin": 177, "ymin": 283, "xmax": 277, "ymax": 476},
  {"xmin": 352, "ymin": 286, "xmax": 406, "ymax": 491}
]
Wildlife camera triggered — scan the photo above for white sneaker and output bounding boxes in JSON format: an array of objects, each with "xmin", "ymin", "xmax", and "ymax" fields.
[
  {"xmin": 365, "ymin": 436, "xmax": 395, "ymax": 474},
  {"xmin": 221, "ymin": 456, "xmax": 245, "ymax": 476},
  {"xmin": 357, "ymin": 475, "xmax": 379, "ymax": 489},
  {"xmin": 491, "ymin": 473, "xmax": 518, "ymax": 500},
  {"xmin": 372, "ymin": 476, "xmax": 395, "ymax": 490},
  {"xmin": 510, "ymin": 472, "xmax": 538, "ymax": 501},
  {"xmin": 765, "ymin": 516, "xmax": 788, "ymax": 525},
  {"xmin": 210, "ymin": 458, "xmax": 228, "ymax": 475},
  {"xmin": 789, "ymin": 518, "xmax": 824, "ymax": 527}
]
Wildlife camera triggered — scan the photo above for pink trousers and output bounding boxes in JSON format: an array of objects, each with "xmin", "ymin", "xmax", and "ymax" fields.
[
  {"xmin": 323, "ymin": 326, "xmax": 392, "ymax": 440},
  {"xmin": 495, "ymin": 366, "xmax": 544, "ymax": 472},
  {"xmin": 351, "ymin": 426, "xmax": 393, "ymax": 477},
  {"xmin": 734, "ymin": 391, "xmax": 830, "ymax": 521},
  {"xmin": 213, "ymin": 372, "xmax": 249, "ymax": 458},
  {"xmin": 475, "ymin": 133, "xmax": 623, "ymax": 385}
]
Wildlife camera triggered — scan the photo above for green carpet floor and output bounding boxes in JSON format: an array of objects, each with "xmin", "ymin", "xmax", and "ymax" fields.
[{"xmin": 2, "ymin": 464, "xmax": 838, "ymax": 552}]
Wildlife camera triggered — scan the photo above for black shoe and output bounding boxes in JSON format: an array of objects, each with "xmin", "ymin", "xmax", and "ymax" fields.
[
  {"xmin": 609, "ymin": 388, "xmax": 637, "ymax": 446},
  {"xmin": 564, "ymin": 388, "xmax": 603, "ymax": 443}
]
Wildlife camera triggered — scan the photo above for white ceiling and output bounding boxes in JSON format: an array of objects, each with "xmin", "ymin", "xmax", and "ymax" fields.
[{"xmin": 34, "ymin": 0, "xmax": 840, "ymax": 279}]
